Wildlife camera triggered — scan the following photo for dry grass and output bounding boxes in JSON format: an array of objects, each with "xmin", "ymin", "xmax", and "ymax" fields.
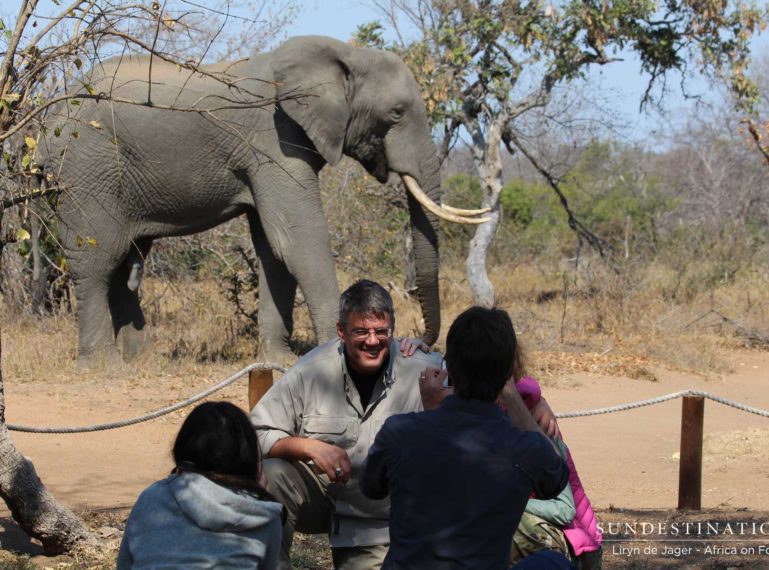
[
  {"xmin": 394, "ymin": 261, "xmax": 769, "ymax": 381},
  {"xmin": 2, "ymin": 259, "xmax": 768, "ymax": 385},
  {"xmin": 703, "ymin": 428, "xmax": 769, "ymax": 462}
]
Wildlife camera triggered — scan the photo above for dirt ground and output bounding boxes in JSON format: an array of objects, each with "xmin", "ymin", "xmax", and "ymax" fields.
[{"xmin": 1, "ymin": 348, "xmax": 768, "ymax": 568}]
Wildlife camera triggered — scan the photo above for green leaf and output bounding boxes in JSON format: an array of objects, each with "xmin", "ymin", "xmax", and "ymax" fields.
[
  {"xmin": 70, "ymin": 99, "xmax": 80, "ymax": 106},
  {"xmin": 16, "ymin": 229, "xmax": 30, "ymax": 241},
  {"xmin": 54, "ymin": 126, "xmax": 61, "ymax": 137},
  {"xmin": 84, "ymin": 84, "xmax": 97, "ymax": 96},
  {"xmin": 21, "ymin": 154, "xmax": 31, "ymax": 169}
]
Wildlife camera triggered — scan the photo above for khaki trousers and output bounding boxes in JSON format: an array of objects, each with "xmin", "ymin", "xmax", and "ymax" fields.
[{"xmin": 263, "ymin": 458, "xmax": 388, "ymax": 570}]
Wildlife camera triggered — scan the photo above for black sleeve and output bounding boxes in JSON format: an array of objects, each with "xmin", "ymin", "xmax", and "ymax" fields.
[{"xmin": 527, "ymin": 433, "xmax": 570, "ymax": 501}]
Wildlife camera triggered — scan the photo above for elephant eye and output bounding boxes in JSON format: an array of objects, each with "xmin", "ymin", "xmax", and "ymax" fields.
[{"xmin": 389, "ymin": 105, "xmax": 405, "ymax": 122}]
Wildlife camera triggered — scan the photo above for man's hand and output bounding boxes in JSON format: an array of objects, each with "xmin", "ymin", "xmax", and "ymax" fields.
[
  {"xmin": 397, "ymin": 336, "xmax": 430, "ymax": 356},
  {"xmin": 500, "ymin": 378, "xmax": 541, "ymax": 433},
  {"xmin": 419, "ymin": 366, "xmax": 452, "ymax": 411},
  {"xmin": 531, "ymin": 398, "xmax": 561, "ymax": 439},
  {"xmin": 305, "ymin": 439, "xmax": 353, "ymax": 484},
  {"xmin": 269, "ymin": 437, "xmax": 352, "ymax": 484}
]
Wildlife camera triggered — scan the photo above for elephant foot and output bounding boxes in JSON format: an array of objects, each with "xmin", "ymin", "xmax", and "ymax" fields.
[
  {"xmin": 76, "ymin": 345, "xmax": 124, "ymax": 370},
  {"xmin": 118, "ymin": 326, "xmax": 150, "ymax": 362},
  {"xmin": 257, "ymin": 341, "xmax": 298, "ymax": 368}
]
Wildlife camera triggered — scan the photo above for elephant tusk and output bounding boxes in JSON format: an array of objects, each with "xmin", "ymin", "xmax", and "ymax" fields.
[
  {"xmin": 440, "ymin": 204, "xmax": 492, "ymax": 216},
  {"xmin": 401, "ymin": 175, "xmax": 491, "ymax": 225}
]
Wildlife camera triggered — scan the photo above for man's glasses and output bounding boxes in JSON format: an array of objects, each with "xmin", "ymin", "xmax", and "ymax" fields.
[{"xmin": 348, "ymin": 327, "xmax": 392, "ymax": 341}]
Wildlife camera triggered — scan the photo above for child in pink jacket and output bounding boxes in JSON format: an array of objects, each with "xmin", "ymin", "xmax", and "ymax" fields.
[{"xmin": 515, "ymin": 376, "xmax": 603, "ymax": 570}]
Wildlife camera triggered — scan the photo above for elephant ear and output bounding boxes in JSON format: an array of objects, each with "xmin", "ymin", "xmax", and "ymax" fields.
[{"xmin": 271, "ymin": 36, "xmax": 352, "ymax": 166}]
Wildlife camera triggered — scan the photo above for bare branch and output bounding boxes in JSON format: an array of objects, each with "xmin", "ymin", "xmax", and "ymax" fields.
[
  {"xmin": 0, "ymin": 0, "xmax": 38, "ymax": 98},
  {"xmin": 0, "ymin": 187, "xmax": 60, "ymax": 212},
  {"xmin": 506, "ymin": 129, "xmax": 615, "ymax": 269}
]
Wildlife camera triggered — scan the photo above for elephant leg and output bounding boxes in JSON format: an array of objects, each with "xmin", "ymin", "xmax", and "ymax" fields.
[
  {"xmin": 247, "ymin": 212, "xmax": 298, "ymax": 363},
  {"xmin": 249, "ymin": 172, "xmax": 339, "ymax": 355},
  {"xmin": 110, "ymin": 239, "xmax": 152, "ymax": 361},
  {"xmin": 68, "ymin": 261, "xmax": 122, "ymax": 368}
]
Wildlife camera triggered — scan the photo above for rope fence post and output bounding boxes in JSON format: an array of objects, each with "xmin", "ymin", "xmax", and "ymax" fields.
[
  {"xmin": 249, "ymin": 369, "xmax": 274, "ymax": 410},
  {"xmin": 678, "ymin": 395, "xmax": 704, "ymax": 510}
]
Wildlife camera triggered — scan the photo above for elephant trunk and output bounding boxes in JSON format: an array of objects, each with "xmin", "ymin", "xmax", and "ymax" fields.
[{"xmin": 402, "ymin": 153, "xmax": 442, "ymax": 346}]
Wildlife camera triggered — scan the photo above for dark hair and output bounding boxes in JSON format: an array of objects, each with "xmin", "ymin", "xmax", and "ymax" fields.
[
  {"xmin": 173, "ymin": 401, "xmax": 262, "ymax": 488},
  {"xmin": 444, "ymin": 306, "xmax": 519, "ymax": 401},
  {"xmin": 338, "ymin": 280, "xmax": 395, "ymax": 328}
]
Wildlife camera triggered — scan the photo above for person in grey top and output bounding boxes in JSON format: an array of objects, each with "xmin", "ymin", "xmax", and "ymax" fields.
[
  {"xmin": 117, "ymin": 401, "xmax": 284, "ymax": 569},
  {"xmin": 250, "ymin": 280, "xmax": 441, "ymax": 569}
]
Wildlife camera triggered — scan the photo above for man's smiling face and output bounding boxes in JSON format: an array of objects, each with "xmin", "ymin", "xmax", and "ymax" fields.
[{"xmin": 337, "ymin": 311, "xmax": 393, "ymax": 375}]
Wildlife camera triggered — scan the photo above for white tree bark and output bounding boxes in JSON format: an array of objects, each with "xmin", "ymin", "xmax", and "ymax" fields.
[
  {"xmin": 0, "ymin": 212, "xmax": 95, "ymax": 554},
  {"xmin": 466, "ymin": 117, "xmax": 505, "ymax": 307}
]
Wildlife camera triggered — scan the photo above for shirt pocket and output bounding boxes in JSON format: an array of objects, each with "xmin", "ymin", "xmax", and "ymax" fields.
[{"xmin": 301, "ymin": 415, "xmax": 359, "ymax": 448}]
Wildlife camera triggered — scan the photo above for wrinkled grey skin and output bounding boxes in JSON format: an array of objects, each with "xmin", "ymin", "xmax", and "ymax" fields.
[{"xmin": 46, "ymin": 36, "xmax": 441, "ymax": 366}]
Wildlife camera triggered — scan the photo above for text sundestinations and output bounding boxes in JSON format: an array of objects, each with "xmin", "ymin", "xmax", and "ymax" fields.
[{"xmin": 598, "ymin": 521, "xmax": 769, "ymax": 537}]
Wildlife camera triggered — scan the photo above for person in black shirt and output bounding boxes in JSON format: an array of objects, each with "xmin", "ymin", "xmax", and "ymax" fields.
[{"xmin": 360, "ymin": 306, "xmax": 569, "ymax": 570}]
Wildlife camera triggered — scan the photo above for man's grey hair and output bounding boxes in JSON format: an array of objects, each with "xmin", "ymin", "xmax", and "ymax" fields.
[{"xmin": 338, "ymin": 280, "xmax": 395, "ymax": 328}]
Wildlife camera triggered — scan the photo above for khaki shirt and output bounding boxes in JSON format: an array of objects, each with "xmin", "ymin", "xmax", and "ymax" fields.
[{"xmin": 250, "ymin": 338, "xmax": 441, "ymax": 547}]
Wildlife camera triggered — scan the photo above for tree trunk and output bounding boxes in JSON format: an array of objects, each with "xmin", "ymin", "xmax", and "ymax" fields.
[
  {"xmin": 0, "ymin": 212, "xmax": 95, "ymax": 555},
  {"xmin": 466, "ymin": 119, "xmax": 505, "ymax": 307},
  {"xmin": 30, "ymin": 199, "xmax": 47, "ymax": 314}
]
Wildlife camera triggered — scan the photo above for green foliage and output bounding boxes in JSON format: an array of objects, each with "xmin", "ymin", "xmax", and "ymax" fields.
[
  {"xmin": 560, "ymin": 140, "xmax": 671, "ymax": 254},
  {"xmin": 439, "ymin": 174, "xmax": 482, "ymax": 257},
  {"xmin": 442, "ymin": 140, "xmax": 676, "ymax": 262},
  {"xmin": 499, "ymin": 180, "xmax": 535, "ymax": 228},
  {"xmin": 352, "ymin": 21, "xmax": 385, "ymax": 49},
  {"xmin": 368, "ymin": 1, "xmax": 767, "ymax": 130}
]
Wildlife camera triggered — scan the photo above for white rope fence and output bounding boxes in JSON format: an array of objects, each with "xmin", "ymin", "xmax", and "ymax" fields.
[
  {"xmin": 7, "ymin": 363, "xmax": 287, "ymax": 434},
  {"xmin": 6, "ymin": 365, "xmax": 769, "ymax": 434},
  {"xmin": 556, "ymin": 389, "xmax": 769, "ymax": 419}
]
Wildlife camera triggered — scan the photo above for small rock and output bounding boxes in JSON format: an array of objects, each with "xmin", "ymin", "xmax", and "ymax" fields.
[{"xmin": 98, "ymin": 525, "xmax": 120, "ymax": 538}]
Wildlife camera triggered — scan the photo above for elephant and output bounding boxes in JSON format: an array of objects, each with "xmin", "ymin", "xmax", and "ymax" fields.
[{"xmin": 43, "ymin": 35, "xmax": 487, "ymax": 366}]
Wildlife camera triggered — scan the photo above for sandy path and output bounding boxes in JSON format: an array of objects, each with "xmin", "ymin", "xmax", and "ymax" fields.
[
  {"xmin": 546, "ymin": 349, "xmax": 769, "ymax": 510},
  {"xmin": 2, "ymin": 349, "xmax": 768, "ymax": 514}
]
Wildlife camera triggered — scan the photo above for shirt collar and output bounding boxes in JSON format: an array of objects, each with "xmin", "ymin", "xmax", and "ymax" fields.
[{"xmin": 338, "ymin": 339, "xmax": 396, "ymax": 388}]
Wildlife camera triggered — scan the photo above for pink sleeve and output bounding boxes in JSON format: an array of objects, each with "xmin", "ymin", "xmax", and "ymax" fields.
[{"xmin": 516, "ymin": 376, "xmax": 542, "ymax": 409}]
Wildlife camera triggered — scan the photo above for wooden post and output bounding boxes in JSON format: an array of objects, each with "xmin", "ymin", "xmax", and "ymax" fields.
[
  {"xmin": 248, "ymin": 369, "xmax": 274, "ymax": 411},
  {"xmin": 678, "ymin": 395, "xmax": 704, "ymax": 510}
]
